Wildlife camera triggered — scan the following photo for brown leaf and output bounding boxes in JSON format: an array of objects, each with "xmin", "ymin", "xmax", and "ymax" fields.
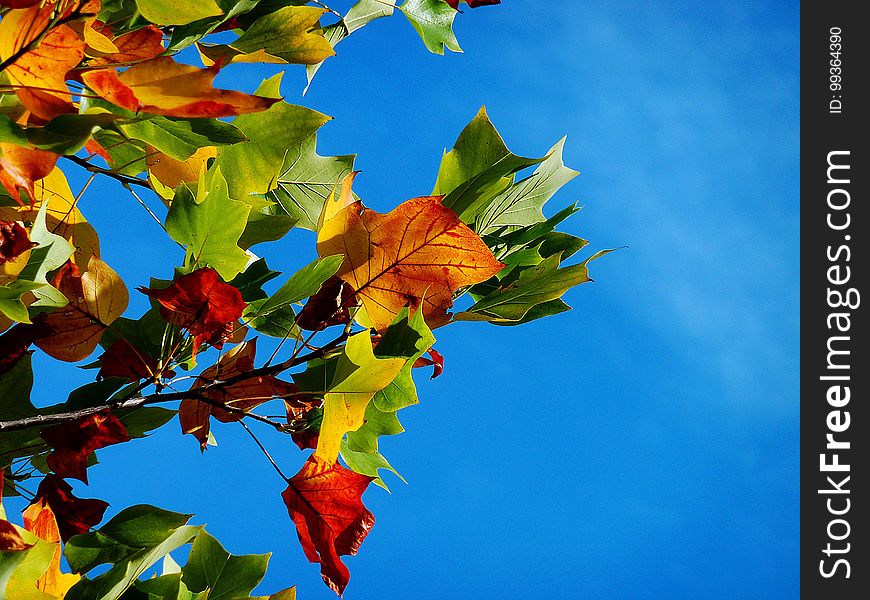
[
  {"xmin": 35, "ymin": 257, "xmax": 129, "ymax": 362},
  {"xmin": 317, "ymin": 175, "xmax": 504, "ymax": 331},
  {"xmin": 296, "ymin": 276, "xmax": 355, "ymax": 331},
  {"xmin": 282, "ymin": 455, "xmax": 375, "ymax": 596},
  {"xmin": 0, "ymin": 519, "xmax": 32, "ymax": 552},
  {"xmin": 40, "ymin": 409, "xmax": 130, "ymax": 483},
  {"xmin": 0, "ymin": 3, "xmax": 85, "ymax": 120},
  {"xmin": 179, "ymin": 339, "xmax": 295, "ymax": 448},
  {"xmin": 81, "ymin": 56, "xmax": 281, "ymax": 118},
  {"xmin": 34, "ymin": 474, "xmax": 108, "ymax": 542},
  {"xmin": 0, "ymin": 219, "xmax": 37, "ymax": 263},
  {"xmin": 0, "ymin": 143, "xmax": 59, "ymax": 205},
  {"xmin": 139, "ymin": 266, "xmax": 246, "ymax": 355},
  {"xmin": 97, "ymin": 338, "xmax": 159, "ymax": 381}
]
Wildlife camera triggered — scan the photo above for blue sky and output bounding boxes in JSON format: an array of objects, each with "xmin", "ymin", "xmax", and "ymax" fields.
[{"xmin": 14, "ymin": 1, "xmax": 799, "ymax": 598}]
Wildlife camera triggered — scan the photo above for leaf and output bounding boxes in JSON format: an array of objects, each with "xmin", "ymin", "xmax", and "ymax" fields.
[
  {"xmin": 2, "ymin": 113, "xmax": 123, "ymax": 156},
  {"xmin": 34, "ymin": 475, "xmax": 108, "ymax": 542},
  {"xmin": 97, "ymin": 338, "xmax": 160, "ymax": 381},
  {"xmin": 257, "ymin": 254, "xmax": 343, "ymax": 317},
  {"xmin": 445, "ymin": 0, "xmax": 500, "ymax": 8},
  {"xmin": 266, "ymin": 134, "xmax": 355, "ymax": 231},
  {"xmin": 40, "ymin": 409, "xmax": 130, "ymax": 483},
  {"xmin": 21, "ymin": 499, "xmax": 81, "ymax": 597},
  {"xmin": 134, "ymin": 0, "xmax": 223, "ymax": 26},
  {"xmin": 181, "ymin": 530, "xmax": 269, "ymax": 599},
  {"xmin": 216, "ymin": 73, "xmax": 331, "ymax": 202},
  {"xmin": 123, "ymin": 116, "xmax": 247, "ymax": 161},
  {"xmin": 179, "ymin": 339, "xmax": 295, "ymax": 448},
  {"xmin": 339, "ymin": 439, "xmax": 404, "ymax": 491},
  {"xmin": 198, "ymin": 6, "xmax": 335, "ymax": 66},
  {"xmin": 0, "ymin": 3, "xmax": 85, "ymax": 119},
  {"xmin": 139, "ymin": 267, "xmax": 246, "ymax": 353},
  {"xmin": 0, "ymin": 280, "xmax": 41, "ymax": 323},
  {"xmin": 0, "ymin": 144, "xmax": 58, "ymax": 204},
  {"xmin": 295, "ymin": 275, "xmax": 354, "ymax": 331},
  {"xmin": 81, "ymin": 57, "xmax": 280, "ymax": 118},
  {"xmin": 281, "ymin": 455, "xmax": 374, "ymax": 596},
  {"xmin": 34, "ymin": 257, "xmax": 129, "ymax": 362},
  {"xmin": 370, "ymin": 306, "xmax": 435, "ymax": 411},
  {"xmin": 147, "ymin": 145, "xmax": 216, "ymax": 190},
  {"xmin": 476, "ymin": 137, "xmax": 579, "ymax": 234},
  {"xmin": 164, "ymin": 172, "xmax": 251, "ymax": 280},
  {"xmin": 0, "ymin": 220, "xmax": 35, "ymax": 264},
  {"xmin": 317, "ymin": 174, "xmax": 504, "ymax": 331},
  {"xmin": 400, "ymin": 0, "xmax": 461, "ymax": 55},
  {"xmin": 87, "ymin": 24, "xmax": 165, "ymax": 67},
  {"xmin": 314, "ymin": 331, "xmax": 405, "ymax": 464}
]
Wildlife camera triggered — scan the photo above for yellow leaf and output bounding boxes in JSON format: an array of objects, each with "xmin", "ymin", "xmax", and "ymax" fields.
[{"xmin": 315, "ymin": 332, "xmax": 405, "ymax": 463}]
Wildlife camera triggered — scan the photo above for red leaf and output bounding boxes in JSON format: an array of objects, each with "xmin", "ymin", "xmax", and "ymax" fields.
[
  {"xmin": 88, "ymin": 23, "xmax": 165, "ymax": 67},
  {"xmin": 40, "ymin": 409, "xmax": 130, "ymax": 483},
  {"xmin": 282, "ymin": 455, "xmax": 375, "ymax": 596},
  {"xmin": 0, "ymin": 1, "xmax": 43, "ymax": 8},
  {"xmin": 0, "ymin": 220, "xmax": 37, "ymax": 263},
  {"xmin": 0, "ymin": 143, "xmax": 58, "ymax": 204},
  {"xmin": 446, "ymin": 0, "xmax": 501, "ymax": 8},
  {"xmin": 413, "ymin": 347, "xmax": 444, "ymax": 379},
  {"xmin": 139, "ymin": 267, "xmax": 246, "ymax": 355},
  {"xmin": 97, "ymin": 338, "xmax": 159, "ymax": 381},
  {"xmin": 0, "ymin": 320, "xmax": 52, "ymax": 375},
  {"xmin": 296, "ymin": 276, "xmax": 355, "ymax": 331},
  {"xmin": 34, "ymin": 474, "xmax": 108, "ymax": 542},
  {"xmin": 285, "ymin": 396, "xmax": 322, "ymax": 450}
]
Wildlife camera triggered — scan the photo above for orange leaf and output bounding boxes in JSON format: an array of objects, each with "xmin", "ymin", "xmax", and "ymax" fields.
[
  {"xmin": 34, "ymin": 257, "xmax": 129, "ymax": 362},
  {"xmin": 88, "ymin": 23, "xmax": 165, "ymax": 67},
  {"xmin": 21, "ymin": 499, "xmax": 81, "ymax": 596},
  {"xmin": 34, "ymin": 474, "xmax": 108, "ymax": 542},
  {"xmin": 282, "ymin": 455, "xmax": 375, "ymax": 596},
  {"xmin": 40, "ymin": 409, "xmax": 130, "ymax": 483},
  {"xmin": 0, "ymin": 3, "xmax": 85, "ymax": 120},
  {"xmin": 179, "ymin": 338, "xmax": 295, "ymax": 448},
  {"xmin": 317, "ymin": 175, "xmax": 504, "ymax": 331},
  {"xmin": 146, "ymin": 145, "xmax": 216, "ymax": 189},
  {"xmin": 0, "ymin": 142, "xmax": 58, "ymax": 205},
  {"xmin": 81, "ymin": 56, "xmax": 281, "ymax": 118}
]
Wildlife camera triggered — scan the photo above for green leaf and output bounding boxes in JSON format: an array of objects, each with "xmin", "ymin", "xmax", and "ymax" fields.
[
  {"xmin": 135, "ymin": 0, "xmax": 223, "ymax": 26},
  {"xmin": 345, "ymin": 401, "xmax": 403, "ymax": 453},
  {"xmin": 165, "ymin": 170, "xmax": 251, "ymax": 280},
  {"xmin": 0, "ymin": 113, "xmax": 121, "ymax": 155},
  {"xmin": 266, "ymin": 134, "xmax": 355, "ymax": 231},
  {"xmin": 214, "ymin": 6, "xmax": 335, "ymax": 65},
  {"xmin": 243, "ymin": 298, "xmax": 299, "ymax": 338},
  {"xmin": 0, "ymin": 355, "xmax": 43, "ymax": 466},
  {"xmin": 400, "ymin": 0, "xmax": 461, "ymax": 54},
  {"xmin": 339, "ymin": 438, "xmax": 405, "ymax": 491},
  {"xmin": 215, "ymin": 74, "xmax": 330, "ymax": 203},
  {"xmin": 371, "ymin": 306, "xmax": 435, "ymax": 412},
  {"xmin": 4, "ymin": 533, "xmax": 58, "ymax": 600},
  {"xmin": 116, "ymin": 407, "xmax": 177, "ymax": 439},
  {"xmin": 238, "ymin": 204, "xmax": 298, "ymax": 249},
  {"xmin": 122, "ymin": 117, "xmax": 247, "ymax": 161},
  {"xmin": 476, "ymin": 137, "xmax": 579, "ymax": 234},
  {"xmin": 0, "ymin": 280, "xmax": 41, "ymax": 323},
  {"xmin": 17, "ymin": 197, "xmax": 75, "ymax": 285},
  {"xmin": 229, "ymin": 258, "xmax": 281, "ymax": 302},
  {"xmin": 168, "ymin": 0, "xmax": 262, "ymax": 50},
  {"xmin": 258, "ymin": 255, "xmax": 343, "ymax": 314},
  {"xmin": 305, "ymin": 0, "xmax": 397, "ymax": 88},
  {"xmin": 181, "ymin": 531, "xmax": 269, "ymax": 600},
  {"xmin": 92, "ymin": 130, "xmax": 147, "ymax": 176}
]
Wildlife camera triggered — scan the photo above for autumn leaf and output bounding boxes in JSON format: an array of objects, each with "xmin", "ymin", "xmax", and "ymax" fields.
[
  {"xmin": 179, "ymin": 339, "xmax": 295, "ymax": 448},
  {"xmin": 0, "ymin": 143, "xmax": 58, "ymax": 205},
  {"xmin": 81, "ymin": 56, "xmax": 281, "ymax": 118},
  {"xmin": 34, "ymin": 474, "xmax": 108, "ymax": 542},
  {"xmin": 314, "ymin": 331, "xmax": 405, "ymax": 464},
  {"xmin": 40, "ymin": 409, "xmax": 130, "ymax": 483},
  {"xmin": 0, "ymin": 221, "xmax": 36, "ymax": 264},
  {"xmin": 87, "ymin": 23, "xmax": 165, "ymax": 67},
  {"xmin": 296, "ymin": 275, "xmax": 355, "ymax": 331},
  {"xmin": 146, "ymin": 145, "xmax": 216, "ymax": 189},
  {"xmin": 34, "ymin": 257, "xmax": 129, "ymax": 362},
  {"xmin": 140, "ymin": 266, "xmax": 246, "ymax": 354},
  {"xmin": 21, "ymin": 499, "xmax": 81, "ymax": 597},
  {"xmin": 282, "ymin": 455, "xmax": 375, "ymax": 596},
  {"xmin": 317, "ymin": 174, "xmax": 504, "ymax": 331},
  {"xmin": 0, "ymin": 520, "xmax": 31, "ymax": 552},
  {"xmin": 413, "ymin": 347, "xmax": 444, "ymax": 378},
  {"xmin": 0, "ymin": 3, "xmax": 85, "ymax": 120},
  {"xmin": 97, "ymin": 338, "xmax": 158, "ymax": 381}
]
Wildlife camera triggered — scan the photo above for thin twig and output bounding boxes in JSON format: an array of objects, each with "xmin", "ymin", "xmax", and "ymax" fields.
[
  {"xmin": 63, "ymin": 155, "xmax": 152, "ymax": 190},
  {"xmin": 239, "ymin": 420, "xmax": 290, "ymax": 483}
]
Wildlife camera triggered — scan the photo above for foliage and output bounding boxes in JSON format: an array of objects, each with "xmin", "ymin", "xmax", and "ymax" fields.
[{"xmin": 0, "ymin": 0, "xmax": 610, "ymax": 597}]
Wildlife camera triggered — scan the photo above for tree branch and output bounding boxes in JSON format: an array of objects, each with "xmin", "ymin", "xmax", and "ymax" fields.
[{"xmin": 63, "ymin": 155, "xmax": 153, "ymax": 190}]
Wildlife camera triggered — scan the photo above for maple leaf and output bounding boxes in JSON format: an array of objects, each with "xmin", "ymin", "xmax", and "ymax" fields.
[
  {"xmin": 40, "ymin": 409, "xmax": 130, "ymax": 483},
  {"xmin": 139, "ymin": 266, "xmax": 246, "ymax": 354},
  {"xmin": 34, "ymin": 257, "xmax": 129, "ymax": 362},
  {"xmin": 296, "ymin": 275, "xmax": 355, "ymax": 331},
  {"xmin": 81, "ymin": 56, "xmax": 281, "ymax": 118},
  {"xmin": 97, "ymin": 338, "xmax": 158, "ymax": 381},
  {"xmin": 179, "ymin": 339, "xmax": 295, "ymax": 448},
  {"xmin": 0, "ymin": 3, "xmax": 85, "ymax": 120},
  {"xmin": 0, "ymin": 143, "xmax": 59, "ymax": 205},
  {"xmin": 34, "ymin": 474, "xmax": 108, "ymax": 542},
  {"xmin": 317, "ymin": 174, "xmax": 504, "ymax": 331},
  {"xmin": 0, "ymin": 220, "xmax": 36, "ymax": 264},
  {"xmin": 446, "ymin": 0, "xmax": 501, "ymax": 8},
  {"xmin": 87, "ymin": 23, "xmax": 165, "ymax": 66},
  {"xmin": 282, "ymin": 455, "xmax": 375, "ymax": 596},
  {"xmin": 21, "ymin": 499, "xmax": 81, "ymax": 597}
]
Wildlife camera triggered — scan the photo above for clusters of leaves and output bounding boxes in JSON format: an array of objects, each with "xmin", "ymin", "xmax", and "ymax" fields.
[{"xmin": 0, "ymin": 0, "xmax": 610, "ymax": 597}]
